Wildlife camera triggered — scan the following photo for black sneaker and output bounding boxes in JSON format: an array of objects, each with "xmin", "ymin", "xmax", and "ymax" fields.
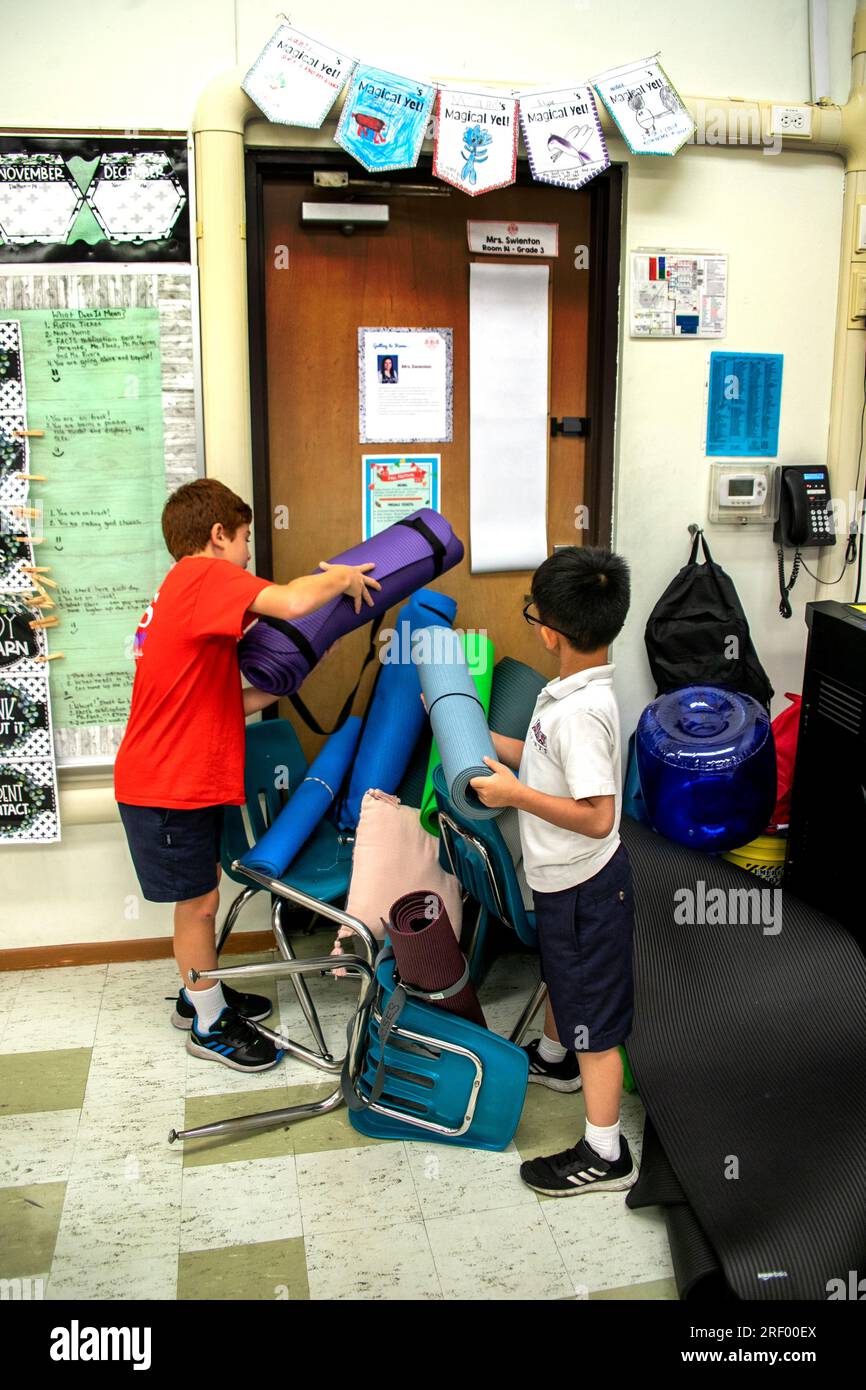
[
  {"xmin": 170, "ymin": 984, "xmax": 272, "ymax": 1031},
  {"xmin": 520, "ymin": 1135, "xmax": 638, "ymax": 1196},
  {"xmin": 523, "ymin": 1038, "xmax": 583, "ymax": 1093},
  {"xmin": 186, "ymin": 1006, "xmax": 284, "ymax": 1072}
]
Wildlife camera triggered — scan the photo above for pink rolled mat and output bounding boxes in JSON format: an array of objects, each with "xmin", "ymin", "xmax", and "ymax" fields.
[{"xmin": 387, "ymin": 890, "xmax": 486, "ymax": 1028}]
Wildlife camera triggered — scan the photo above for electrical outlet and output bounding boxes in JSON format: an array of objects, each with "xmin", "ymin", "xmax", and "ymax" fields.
[{"xmin": 770, "ymin": 105, "xmax": 813, "ymax": 138}]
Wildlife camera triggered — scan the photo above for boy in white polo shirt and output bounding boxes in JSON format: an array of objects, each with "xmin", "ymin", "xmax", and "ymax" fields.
[{"xmin": 469, "ymin": 546, "xmax": 637, "ymax": 1195}]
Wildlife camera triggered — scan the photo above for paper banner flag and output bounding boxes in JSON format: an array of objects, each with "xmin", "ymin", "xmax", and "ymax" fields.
[
  {"xmin": 433, "ymin": 89, "xmax": 518, "ymax": 196},
  {"xmin": 519, "ymin": 86, "xmax": 609, "ymax": 190},
  {"xmin": 334, "ymin": 66, "xmax": 436, "ymax": 173},
  {"xmin": 592, "ymin": 55, "xmax": 694, "ymax": 156},
  {"xmin": 242, "ymin": 23, "xmax": 356, "ymax": 129},
  {"xmin": 0, "ymin": 153, "xmax": 82, "ymax": 246}
]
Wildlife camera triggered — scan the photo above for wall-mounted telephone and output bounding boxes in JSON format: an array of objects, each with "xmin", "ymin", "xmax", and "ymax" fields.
[
  {"xmin": 774, "ymin": 464, "xmax": 840, "ymax": 619},
  {"xmin": 773, "ymin": 465, "xmax": 836, "ymax": 549}
]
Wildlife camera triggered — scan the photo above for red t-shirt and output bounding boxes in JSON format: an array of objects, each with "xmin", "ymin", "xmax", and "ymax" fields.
[{"xmin": 114, "ymin": 557, "xmax": 271, "ymax": 809}]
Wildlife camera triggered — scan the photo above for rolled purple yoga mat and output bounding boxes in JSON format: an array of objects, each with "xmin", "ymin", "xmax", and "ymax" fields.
[
  {"xmin": 387, "ymin": 890, "xmax": 485, "ymax": 1028},
  {"xmin": 238, "ymin": 509, "xmax": 464, "ymax": 697}
]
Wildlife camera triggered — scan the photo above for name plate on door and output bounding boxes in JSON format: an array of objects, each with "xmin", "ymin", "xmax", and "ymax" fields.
[{"xmin": 467, "ymin": 221, "xmax": 559, "ymax": 258}]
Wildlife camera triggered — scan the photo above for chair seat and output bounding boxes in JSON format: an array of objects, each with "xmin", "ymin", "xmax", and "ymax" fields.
[{"xmin": 271, "ymin": 818, "xmax": 354, "ymax": 904}]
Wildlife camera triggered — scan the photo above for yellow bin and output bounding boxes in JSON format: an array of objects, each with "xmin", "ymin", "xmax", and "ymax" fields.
[{"xmin": 724, "ymin": 834, "xmax": 786, "ymax": 886}]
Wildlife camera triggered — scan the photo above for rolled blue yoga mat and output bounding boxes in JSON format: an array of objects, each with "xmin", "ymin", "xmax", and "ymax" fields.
[
  {"xmin": 415, "ymin": 627, "xmax": 501, "ymax": 822},
  {"xmin": 240, "ymin": 716, "xmax": 362, "ymax": 878},
  {"xmin": 338, "ymin": 588, "xmax": 457, "ymax": 831}
]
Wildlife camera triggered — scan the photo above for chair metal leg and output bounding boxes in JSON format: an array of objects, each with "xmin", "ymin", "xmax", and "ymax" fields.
[
  {"xmin": 216, "ymin": 884, "xmax": 258, "ymax": 956},
  {"xmin": 509, "ymin": 980, "xmax": 548, "ymax": 1046},
  {"xmin": 466, "ymin": 903, "xmax": 489, "ymax": 987},
  {"xmin": 170, "ymin": 939, "xmax": 377, "ymax": 1145},
  {"xmin": 271, "ymin": 898, "xmax": 331, "ymax": 1061}
]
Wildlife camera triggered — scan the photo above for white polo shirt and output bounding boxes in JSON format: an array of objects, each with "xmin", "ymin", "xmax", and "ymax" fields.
[{"xmin": 517, "ymin": 663, "xmax": 622, "ymax": 892}]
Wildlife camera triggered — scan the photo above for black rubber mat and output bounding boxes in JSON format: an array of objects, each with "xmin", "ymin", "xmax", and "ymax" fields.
[{"xmin": 620, "ymin": 816, "xmax": 866, "ymax": 1301}]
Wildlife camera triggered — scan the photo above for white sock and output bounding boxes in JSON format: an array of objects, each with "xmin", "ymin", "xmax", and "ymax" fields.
[
  {"xmin": 185, "ymin": 981, "xmax": 226, "ymax": 1031},
  {"xmin": 537, "ymin": 1032, "xmax": 567, "ymax": 1064},
  {"xmin": 584, "ymin": 1118, "xmax": 621, "ymax": 1162}
]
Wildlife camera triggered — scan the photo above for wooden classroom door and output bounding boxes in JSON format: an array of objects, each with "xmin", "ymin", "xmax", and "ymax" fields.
[{"xmin": 257, "ymin": 158, "xmax": 602, "ymax": 759}]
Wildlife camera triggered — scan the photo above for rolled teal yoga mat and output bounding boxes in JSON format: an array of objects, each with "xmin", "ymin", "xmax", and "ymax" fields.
[
  {"xmin": 241, "ymin": 717, "xmax": 361, "ymax": 878},
  {"xmin": 416, "ymin": 628, "xmax": 498, "ymax": 833}
]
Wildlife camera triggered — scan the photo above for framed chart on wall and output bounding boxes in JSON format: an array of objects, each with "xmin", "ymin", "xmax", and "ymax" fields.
[{"xmin": 0, "ymin": 266, "xmax": 203, "ymax": 767}]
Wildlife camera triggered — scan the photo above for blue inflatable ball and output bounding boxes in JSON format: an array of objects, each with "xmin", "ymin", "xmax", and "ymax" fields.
[{"xmin": 636, "ymin": 686, "xmax": 777, "ymax": 853}]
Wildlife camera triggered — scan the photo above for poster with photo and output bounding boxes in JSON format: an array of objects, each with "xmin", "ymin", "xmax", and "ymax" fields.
[{"xmin": 358, "ymin": 327, "xmax": 452, "ymax": 443}]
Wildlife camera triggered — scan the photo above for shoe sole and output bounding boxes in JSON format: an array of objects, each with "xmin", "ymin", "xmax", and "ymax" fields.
[
  {"xmin": 521, "ymin": 1164, "xmax": 639, "ymax": 1197},
  {"xmin": 185, "ymin": 1037, "xmax": 282, "ymax": 1071},
  {"xmin": 171, "ymin": 1008, "xmax": 272, "ymax": 1032},
  {"xmin": 527, "ymin": 1072, "xmax": 583, "ymax": 1094}
]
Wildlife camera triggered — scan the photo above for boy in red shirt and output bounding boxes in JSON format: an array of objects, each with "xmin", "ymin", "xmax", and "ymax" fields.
[{"xmin": 115, "ymin": 479, "xmax": 379, "ymax": 1072}]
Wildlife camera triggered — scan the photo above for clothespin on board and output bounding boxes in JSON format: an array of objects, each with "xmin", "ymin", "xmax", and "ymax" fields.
[
  {"xmin": 34, "ymin": 652, "xmax": 64, "ymax": 663},
  {"xmin": 11, "ymin": 429, "xmax": 45, "ymax": 438}
]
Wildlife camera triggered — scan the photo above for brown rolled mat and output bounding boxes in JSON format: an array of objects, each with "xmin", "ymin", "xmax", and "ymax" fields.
[{"xmin": 387, "ymin": 890, "xmax": 486, "ymax": 1028}]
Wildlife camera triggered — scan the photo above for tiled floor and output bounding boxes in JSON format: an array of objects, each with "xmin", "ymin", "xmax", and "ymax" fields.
[{"xmin": 0, "ymin": 932, "xmax": 676, "ymax": 1301}]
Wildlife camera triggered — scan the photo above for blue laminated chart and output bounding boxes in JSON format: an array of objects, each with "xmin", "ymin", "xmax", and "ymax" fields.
[{"xmin": 706, "ymin": 351, "xmax": 783, "ymax": 457}]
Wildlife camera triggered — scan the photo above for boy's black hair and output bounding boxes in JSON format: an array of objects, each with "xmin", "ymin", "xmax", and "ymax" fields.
[{"xmin": 530, "ymin": 546, "xmax": 630, "ymax": 652}]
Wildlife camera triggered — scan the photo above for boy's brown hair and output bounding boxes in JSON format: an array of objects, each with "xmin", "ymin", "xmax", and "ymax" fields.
[{"xmin": 162, "ymin": 479, "xmax": 252, "ymax": 560}]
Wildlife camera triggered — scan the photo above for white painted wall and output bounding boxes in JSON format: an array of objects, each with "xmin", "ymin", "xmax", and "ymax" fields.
[{"xmin": 0, "ymin": 1, "xmax": 856, "ymax": 949}]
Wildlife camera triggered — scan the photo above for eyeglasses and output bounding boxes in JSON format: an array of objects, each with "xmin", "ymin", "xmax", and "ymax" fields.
[{"xmin": 522, "ymin": 601, "xmax": 579, "ymax": 645}]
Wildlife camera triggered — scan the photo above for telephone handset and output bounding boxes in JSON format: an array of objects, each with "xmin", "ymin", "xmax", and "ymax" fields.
[
  {"xmin": 774, "ymin": 464, "xmax": 836, "ymax": 619},
  {"xmin": 773, "ymin": 465, "xmax": 836, "ymax": 549}
]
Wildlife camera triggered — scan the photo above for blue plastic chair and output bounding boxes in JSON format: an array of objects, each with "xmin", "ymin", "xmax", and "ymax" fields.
[
  {"xmin": 430, "ymin": 763, "xmax": 537, "ymax": 985},
  {"xmin": 219, "ymin": 719, "xmax": 354, "ymax": 943},
  {"xmin": 346, "ymin": 956, "xmax": 529, "ymax": 1150},
  {"xmin": 217, "ymin": 717, "xmax": 355, "ymax": 1057}
]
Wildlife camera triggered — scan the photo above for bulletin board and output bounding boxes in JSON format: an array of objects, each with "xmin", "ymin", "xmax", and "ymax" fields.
[{"xmin": 0, "ymin": 266, "xmax": 202, "ymax": 767}]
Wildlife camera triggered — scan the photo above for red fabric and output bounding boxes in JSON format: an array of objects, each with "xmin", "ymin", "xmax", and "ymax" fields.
[
  {"xmin": 114, "ymin": 557, "xmax": 271, "ymax": 809},
  {"xmin": 767, "ymin": 692, "xmax": 802, "ymax": 832}
]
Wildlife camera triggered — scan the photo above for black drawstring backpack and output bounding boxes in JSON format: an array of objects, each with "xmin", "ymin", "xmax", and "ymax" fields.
[{"xmin": 644, "ymin": 529, "xmax": 774, "ymax": 710}]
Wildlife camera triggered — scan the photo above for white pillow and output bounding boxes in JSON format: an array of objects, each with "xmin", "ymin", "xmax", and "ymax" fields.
[{"xmin": 332, "ymin": 789, "xmax": 463, "ymax": 971}]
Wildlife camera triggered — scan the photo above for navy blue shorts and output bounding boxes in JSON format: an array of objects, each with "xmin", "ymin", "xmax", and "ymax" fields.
[
  {"xmin": 117, "ymin": 803, "xmax": 224, "ymax": 904},
  {"xmin": 531, "ymin": 842, "xmax": 635, "ymax": 1053}
]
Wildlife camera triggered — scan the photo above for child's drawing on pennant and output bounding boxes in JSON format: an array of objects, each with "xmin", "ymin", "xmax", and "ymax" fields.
[
  {"xmin": 242, "ymin": 23, "xmax": 356, "ymax": 129},
  {"xmin": 593, "ymin": 55, "xmax": 694, "ymax": 156},
  {"xmin": 334, "ymin": 66, "xmax": 436, "ymax": 173},
  {"xmin": 519, "ymin": 86, "xmax": 610, "ymax": 191},
  {"xmin": 433, "ymin": 90, "xmax": 518, "ymax": 196}
]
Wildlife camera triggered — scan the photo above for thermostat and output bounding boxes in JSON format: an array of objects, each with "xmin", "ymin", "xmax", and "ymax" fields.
[{"xmin": 708, "ymin": 463, "xmax": 772, "ymax": 525}]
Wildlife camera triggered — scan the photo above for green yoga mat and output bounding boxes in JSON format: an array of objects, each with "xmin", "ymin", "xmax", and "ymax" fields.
[{"xmin": 419, "ymin": 631, "xmax": 495, "ymax": 836}]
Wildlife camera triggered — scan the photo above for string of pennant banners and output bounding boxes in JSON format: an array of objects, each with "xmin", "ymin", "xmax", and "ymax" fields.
[{"xmin": 243, "ymin": 22, "xmax": 696, "ymax": 197}]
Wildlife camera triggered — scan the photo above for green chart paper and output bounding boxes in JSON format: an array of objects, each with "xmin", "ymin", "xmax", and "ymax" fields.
[{"xmin": 8, "ymin": 308, "xmax": 166, "ymax": 730}]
